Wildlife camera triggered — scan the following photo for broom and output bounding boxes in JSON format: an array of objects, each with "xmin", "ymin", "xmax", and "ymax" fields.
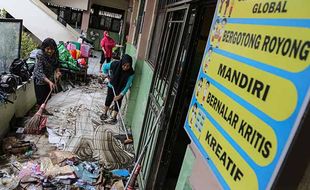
[
  {"xmin": 125, "ymin": 106, "xmax": 164, "ymax": 189},
  {"xmin": 110, "ymin": 85, "xmax": 133, "ymax": 145},
  {"xmin": 24, "ymin": 89, "xmax": 53, "ymax": 134}
]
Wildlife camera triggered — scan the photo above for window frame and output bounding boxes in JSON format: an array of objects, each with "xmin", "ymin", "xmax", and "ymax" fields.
[
  {"xmin": 145, "ymin": 0, "xmax": 167, "ymax": 68},
  {"xmin": 133, "ymin": 0, "xmax": 146, "ymax": 47}
]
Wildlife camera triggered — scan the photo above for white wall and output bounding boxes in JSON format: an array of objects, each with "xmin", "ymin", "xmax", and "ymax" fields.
[
  {"xmin": 0, "ymin": 0, "xmax": 79, "ymax": 42},
  {"xmin": 91, "ymin": 0, "xmax": 128, "ymax": 11},
  {"xmin": 47, "ymin": 0, "xmax": 89, "ymax": 10},
  {"xmin": 15, "ymin": 81, "xmax": 36, "ymax": 117},
  {"xmin": 0, "ymin": 98, "xmax": 15, "ymax": 138},
  {"xmin": 0, "ymin": 81, "xmax": 36, "ymax": 138}
]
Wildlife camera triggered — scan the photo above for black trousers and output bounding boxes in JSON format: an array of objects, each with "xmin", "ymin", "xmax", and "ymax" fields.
[
  {"xmin": 105, "ymin": 87, "xmax": 123, "ymax": 112},
  {"xmin": 34, "ymin": 84, "xmax": 50, "ymax": 105},
  {"xmin": 100, "ymin": 51, "xmax": 111, "ymax": 64}
]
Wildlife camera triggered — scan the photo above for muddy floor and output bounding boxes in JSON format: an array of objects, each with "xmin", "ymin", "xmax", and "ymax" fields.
[{"xmin": 0, "ymin": 52, "xmax": 135, "ymax": 189}]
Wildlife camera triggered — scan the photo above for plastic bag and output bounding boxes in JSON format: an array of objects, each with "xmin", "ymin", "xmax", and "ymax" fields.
[{"xmin": 57, "ymin": 43, "xmax": 80, "ymax": 71}]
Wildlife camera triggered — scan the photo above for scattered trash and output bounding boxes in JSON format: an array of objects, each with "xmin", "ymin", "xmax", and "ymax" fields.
[
  {"xmin": 25, "ymin": 150, "xmax": 33, "ymax": 157},
  {"xmin": 49, "ymin": 150, "xmax": 78, "ymax": 165},
  {"xmin": 2, "ymin": 137, "xmax": 36, "ymax": 155},
  {"xmin": 111, "ymin": 169, "xmax": 130, "ymax": 178},
  {"xmin": 18, "ymin": 161, "xmax": 40, "ymax": 181},
  {"xmin": 16, "ymin": 127, "xmax": 24, "ymax": 134},
  {"xmin": 0, "ymin": 76, "xmax": 135, "ymax": 189},
  {"xmin": 73, "ymin": 161, "xmax": 100, "ymax": 184},
  {"xmin": 111, "ymin": 179, "xmax": 125, "ymax": 190},
  {"xmin": 0, "ymin": 170, "xmax": 19, "ymax": 190}
]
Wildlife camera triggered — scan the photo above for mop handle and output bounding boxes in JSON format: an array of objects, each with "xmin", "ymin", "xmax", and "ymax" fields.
[
  {"xmin": 125, "ymin": 107, "xmax": 164, "ymax": 189},
  {"xmin": 110, "ymin": 85, "xmax": 129, "ymax": 139}
]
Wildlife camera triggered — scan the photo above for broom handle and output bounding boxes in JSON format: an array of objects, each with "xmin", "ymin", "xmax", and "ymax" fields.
[
  {"xmin": 125, "ymin": 107, "xmax": 164, "ymax": 189},
  {"xmin": 110, "ymin": 85, "xmax": 130, "ymax": 140},
  {"xmin": 42, "ymin": 89, "xmax": 53, "ymax": 107}
]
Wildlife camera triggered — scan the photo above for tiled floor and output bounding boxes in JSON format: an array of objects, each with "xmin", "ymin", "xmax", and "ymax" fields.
[{"xmin": 87, "ymin": 51, "xmax": 102, "ymax": 75}]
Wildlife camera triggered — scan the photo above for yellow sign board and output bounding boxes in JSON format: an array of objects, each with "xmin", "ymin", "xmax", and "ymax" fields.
[
  {"xmin": 200, "ymin": 118, "xmax": 259, "ymax": 190},
  {"xmin": 206, "ymin": 53, "xmax": 298, "ymax": 121},
  {"xmin": 218, "ymin": 0, "xmax": 310, "ymax": 19},
  {"xmin": 184, "ymin": 0, "xmax": 310, "ymax": 189}
]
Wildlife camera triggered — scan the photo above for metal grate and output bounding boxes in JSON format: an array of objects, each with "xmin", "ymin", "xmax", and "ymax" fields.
[{"xmin": 137, "ymin": 6, "xmax": 189, "ymax": 189}]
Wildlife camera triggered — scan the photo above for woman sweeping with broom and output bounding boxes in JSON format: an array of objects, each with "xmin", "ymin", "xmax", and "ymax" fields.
[
  {"xmin": 25, "ymin": 38, "xmax": 61, "ymax": 133},
  {"xmin": 100, "ymin": 54, "xmax": 134, "ymax": 125}
]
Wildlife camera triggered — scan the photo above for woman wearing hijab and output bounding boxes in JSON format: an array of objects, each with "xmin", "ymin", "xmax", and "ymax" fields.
[
  {"xmin": 33, "ymin": 38, "xmax": 61, "ymax": 111},
  {"xmin": 100, "ymin": 54, "xmax": 134, "ymax": 124},
  {"xmin": 100, "ymin": 31, "xmax": 116, "ymax": 72}
]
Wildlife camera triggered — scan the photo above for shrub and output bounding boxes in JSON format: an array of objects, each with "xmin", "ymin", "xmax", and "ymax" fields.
[
  {"xmin": 0, "ymin": 9, "xmax": 6, "ymax": 18},
  {"xmin": 21, "ymin": 32, "xmax": 38, "ymax": 59}
]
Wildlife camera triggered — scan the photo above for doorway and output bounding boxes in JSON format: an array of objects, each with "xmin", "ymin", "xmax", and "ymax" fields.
[
  {"xmin": 137, "ymin": 1, "xmax": 216, "ymax": 189},
  {"xmin": 154, "ymin": 3, "xmax": 216, "ymax": 189}
]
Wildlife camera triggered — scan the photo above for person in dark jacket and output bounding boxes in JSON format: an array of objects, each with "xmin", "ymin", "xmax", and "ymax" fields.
[
  {"xmin": 33, "ymin": 38, "xmax": 61, "ymax": 111},
  {"xmin": 100, "ymin": 54, "xmax": 134, "ymax": 124}
]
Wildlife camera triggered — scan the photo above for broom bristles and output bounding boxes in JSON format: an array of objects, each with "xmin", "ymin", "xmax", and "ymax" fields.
[{"xmin": 24, "ymin": 114, "xmax": 41, "ymax": 134}]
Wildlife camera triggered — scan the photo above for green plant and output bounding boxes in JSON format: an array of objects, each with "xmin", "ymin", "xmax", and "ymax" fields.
[
  {"xmin": 0, "ymin": 9, "xmax": 6, "ymax": 18},
  {"xmin": 21, "ymin": 32, "xmax": 38, "ymax": 59}
]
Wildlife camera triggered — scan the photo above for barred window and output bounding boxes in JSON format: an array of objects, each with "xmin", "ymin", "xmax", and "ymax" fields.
[{"xmin": 147, "ymin": 11, "xmax": 165, "ymax": 67}]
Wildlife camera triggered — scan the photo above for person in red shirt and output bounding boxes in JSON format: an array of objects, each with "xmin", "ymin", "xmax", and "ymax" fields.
[{"xmin": 100, "ymin": 31, "xmax": 116, "ymax": 72}]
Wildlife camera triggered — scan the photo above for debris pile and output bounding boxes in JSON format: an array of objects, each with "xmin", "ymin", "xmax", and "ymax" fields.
[
  {"xmin": 0, "ymin": 78, "xmax": 135, "ymax": 189},
  {"xmin": 0, "ymin": 150, "xmax": 131, "ymax": 189}
]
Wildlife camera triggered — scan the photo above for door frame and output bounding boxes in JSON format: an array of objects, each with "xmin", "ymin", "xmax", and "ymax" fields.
[
  {"xmin": 136, "ymin": 4, "xmax": 190, "ymax": 189},
  {"xmin": 147, "ymin": 1, "xmax": 217, "ymax": 189}
]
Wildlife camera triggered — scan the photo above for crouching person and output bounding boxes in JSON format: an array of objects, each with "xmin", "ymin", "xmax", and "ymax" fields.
[{"xmin": 100, "ymin": 54, "xmax": 134, "ymax": 124}]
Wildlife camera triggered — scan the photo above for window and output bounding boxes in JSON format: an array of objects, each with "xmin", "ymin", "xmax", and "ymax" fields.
[
  {"xmin": 46, "ymin": 4, "xmax": 82, "ymax": 28},
  {"xmin": 90, "ymin": 5, "xmax": 124, "ymax": 33},
  {"xmin": 0, "ymin": 19, "xmax": 22, "ymax": 73},
  {"xmin": 69, "ymin": 11, "xmax": 82, "ymax": 28},
  {"xmin": 50, "ymin": 7, "xmax": 59, "ymax": 15},
  {"xmin": 133, "ymin": 0, "xmax": 146, "ymax": 46},
  {"xmin": 100, "ymin": 17, "xmax": 105, "ymax": 26},
  {"xmin": 146, "ymin": 0, "xmax": 184, "ymax": 67},
  {"xmin": 71, "ymin": 12, "xmax": 77, "ymax": 21},
  {"xmin": 59, "ymin": 9, "xmax": 65, "ymax": 19},
  {"xmin": 77, "ymin": 12, "xmax": 82, "ymax": 24},
  {"xmin": 111, "ymin": 19, "xmax": 121, "ymax": 32},
  {"xmin": 147, "ymin": 12, "xmax": 165, "ymax": 66},
  {"xmin": 104, "ymin": 17, "xmax": 112, "ymax": 29},
  {"xmin": 99, "ymin": 17, "xmax": 117, "ymax": 32}
]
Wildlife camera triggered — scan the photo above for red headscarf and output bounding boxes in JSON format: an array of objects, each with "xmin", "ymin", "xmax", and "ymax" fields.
[{"xmin": 100, "ymin": 31, "xmax": 116, "ymax": 58}]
